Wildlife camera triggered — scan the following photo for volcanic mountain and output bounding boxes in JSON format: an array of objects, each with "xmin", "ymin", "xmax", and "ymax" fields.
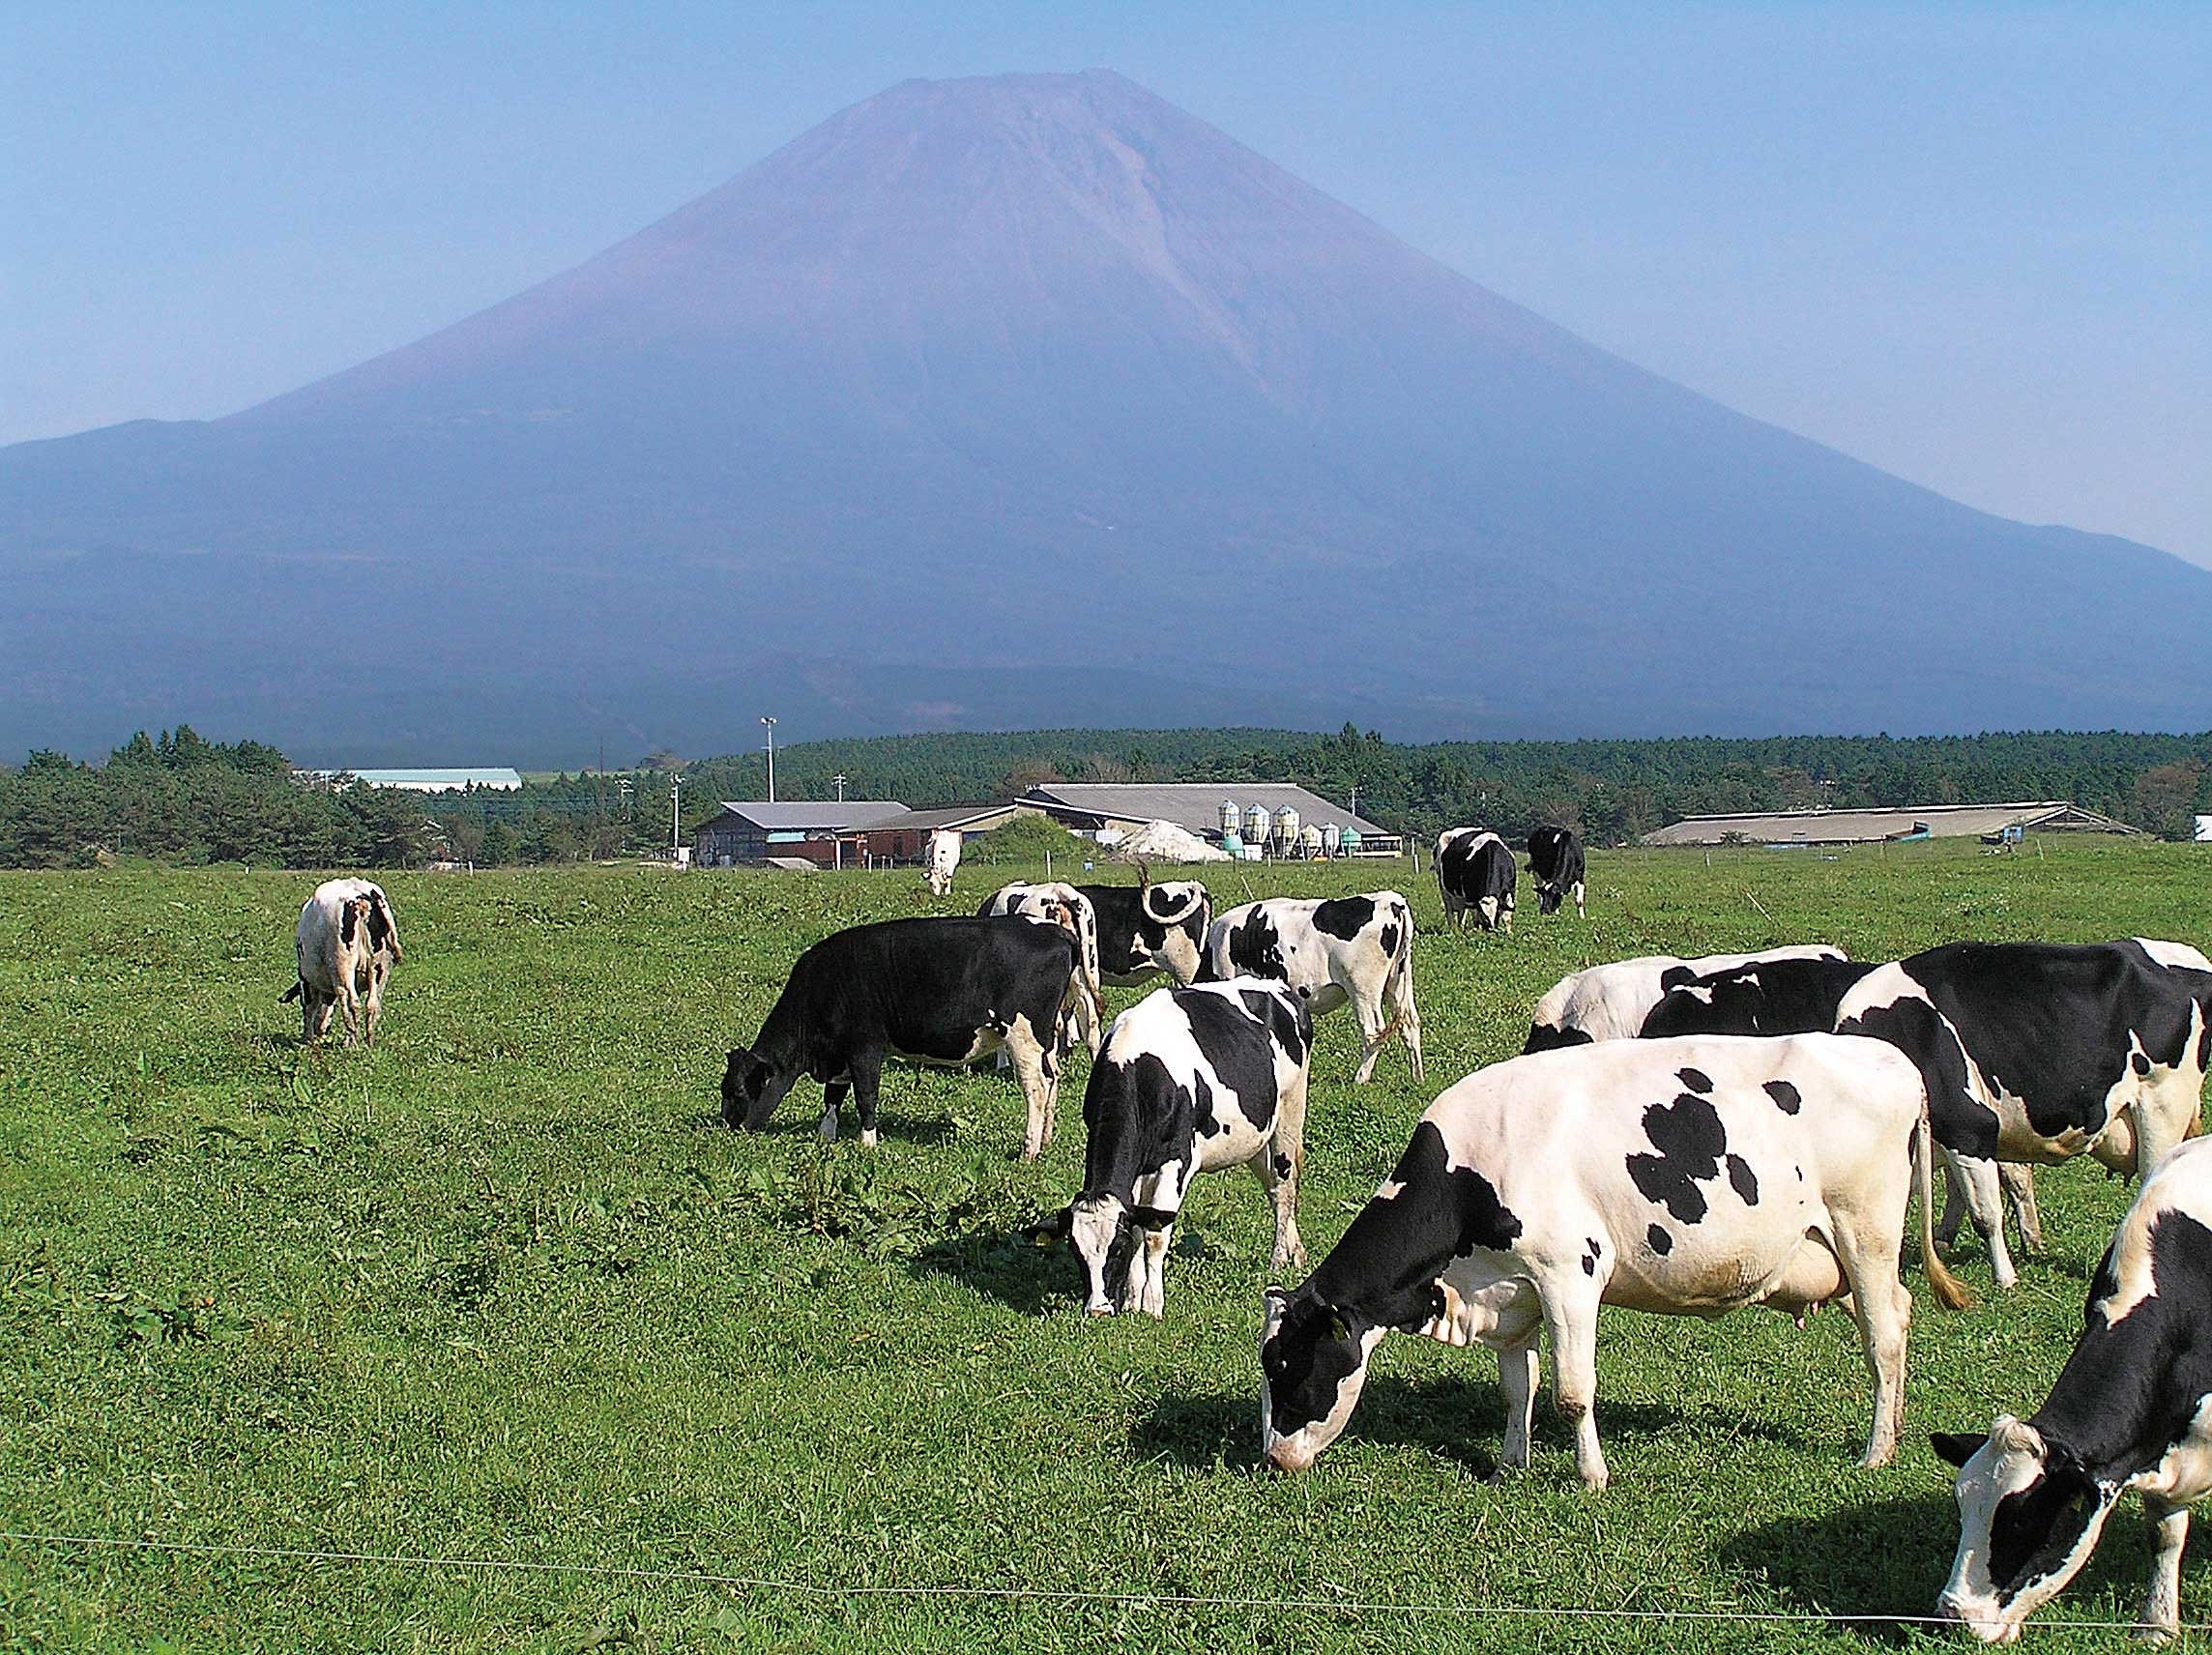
[{"xmin": 7, "ymin": 69, "xmax": 2209, "ymax": 763}]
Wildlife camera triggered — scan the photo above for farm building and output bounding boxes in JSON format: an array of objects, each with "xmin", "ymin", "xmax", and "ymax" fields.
[
  {"xmin": 691, "ymin": 801, "xmax": 905, "ymax": 867},
  {"xmin": 1642, "ymin": 799, "xmax": 2142, "ymax": 849},
  {"xmin": 691, "ymin": 800, "xmax": 1038, "ymax": 867},
  {"xmin": 2197, "ymin": 814, "xmax": 2212, "ymax": 844},
  {"xmin": 1013, "ymin": 782, "xmax": 1400, "ymax": 856},
  {"xmin": 324, "ymin": 768, "xmax": 524, "ymax": 791}
]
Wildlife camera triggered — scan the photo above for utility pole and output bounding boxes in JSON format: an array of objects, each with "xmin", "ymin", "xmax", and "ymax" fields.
[
  {"xmin": 671, "ymin": 772, "xmax": 684, "ymax": 862},
  {"xmin": 761, "ymin": 715, "xmax": 778, "ymax": 802},
  {"xmin": 832, "ymin": 772, "xmax": 847, "ymax": 803}
]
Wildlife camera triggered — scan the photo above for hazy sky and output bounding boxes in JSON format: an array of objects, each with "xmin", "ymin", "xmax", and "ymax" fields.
[{"xmin": 5, "ymin": 2, "xmax": 2206, "ymax": 565}]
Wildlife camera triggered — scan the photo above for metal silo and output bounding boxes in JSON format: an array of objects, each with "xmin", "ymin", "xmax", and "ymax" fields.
[
  {"xmin": 1219, "ymin": 799, "xmax": 1241, "ymax": 838},
  {"xmin": 1321, "ymin": 823, "xmax": 1342, "ymax": 857},
  {"xmin": 1299, "ymin": 825, "xmax": 1324, "ymax": 857},
  {"xmin": 1274, "ymin": 805, "xmax": 1300, "ymax": 855},
  {"xmin": 1244, "ymin": 804, "xmax": 1270, "ymax": 848}
]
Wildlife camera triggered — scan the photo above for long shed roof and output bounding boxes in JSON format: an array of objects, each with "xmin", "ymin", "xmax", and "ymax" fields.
[
  {"xmin": 1014, "ymin": 782, "xmax": 1387, "ymax": 837},
  {"xmin": 707, "ymin": 801, "xmax": 906, "ymax": 831},
  {"xmin": 1642, "ymin": 800, "xmax": 2141, "ymax": 847}
]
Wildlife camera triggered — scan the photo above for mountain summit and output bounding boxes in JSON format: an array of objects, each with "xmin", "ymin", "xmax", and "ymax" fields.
[{"xmin": 7, "ymin": 70, "xmax": 2209, "ymax": 762}]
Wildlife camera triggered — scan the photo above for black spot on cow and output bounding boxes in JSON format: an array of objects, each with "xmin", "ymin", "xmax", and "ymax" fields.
[
  {"xmin": 2133, "ymin": 1051, "xmax": 2152, "ymax": 1077},
  {"xmin": 338, "ymin": 901, "xmax": 360, "ymax": 945},
  {"xmin": 1273, "ymin": 1152, "xmax": 1293, "ymax": 1179},
  {"xmin": 1179, "ymin": 988, "xmax": 1282, "ymax": 1131},
  {"xmin": 1378, "ymin": 922, "xmax": 1400, "ymax": 961},
  {"xmin": 1726, "ymin": 1153, "xmax": 1759, "ymax": 1205},
  {"xmin": 1763, "ymin": 1080, "xmax": 1801, "ymax": 1115},
  {"xmin": 1647, "ymin": 1225, "xmax": 1674, "ymax": 1256},
  {"xmin": 1677, "ymin": 1067, "xmax": 1713, "ymax": 1094},
  {"xmin": 1225, "ymin": 910, "xmax": 1288, "ymax": 981},
  {"xmin": 1241, "ymin": 988, "xmax": 1309, "ymax": 1068},
  {"xmin": 1523, "ymin": 1023, "xmax": 1594, "ymax": 1054},
  {"xmin": 1625, "ymin": 1091, "xmax": 1729, "ymax": 1224},
  {"xmin": 1660, "ymin": 966, "xmax": 1698, "ymax": 991},
  {"xmin": 1838, "ymin": 992, "xmax": 1998, "ymax": 1160},
  {"xmin": 1581, "ymin": 1236, "xmax": 1602, "ymax": 1276},
  {"xmin": 1190, "ymin": 1071, "xmax": 1223, "ymax": 1137},
  {"xmin": 1311, "ymin": 897, "xmax": 1375, "ymax": 942},
  {"xmin": 1304, "ymin": 1121, "xmax": 1524, "ymax": 1331}
]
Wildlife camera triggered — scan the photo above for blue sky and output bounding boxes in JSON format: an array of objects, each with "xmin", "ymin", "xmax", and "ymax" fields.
[{"xmin": 4, "ymin": 2, "xmax": 2206, "ymax": 565}]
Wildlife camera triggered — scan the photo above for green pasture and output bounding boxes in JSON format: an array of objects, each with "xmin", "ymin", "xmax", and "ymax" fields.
[{"xmin": 0, "ymin": 837, "xmax": 2207, "ymax": 1651}]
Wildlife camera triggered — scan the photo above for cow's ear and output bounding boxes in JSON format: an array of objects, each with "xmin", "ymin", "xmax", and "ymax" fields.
[
  {"xmin": 1931, "ymin": 1432, "xmax": 1989, "ymax": 1467},
  {"xmin": 1028, "ymin": 1209, "xmax": 1072, "ymax": 1246},
  {"xmin": 1326, "ymin": 1307, "xmax": 1355, "ymax": 1344}
]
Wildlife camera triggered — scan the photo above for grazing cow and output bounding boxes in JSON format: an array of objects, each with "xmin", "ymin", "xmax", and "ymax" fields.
[
  {"xmin": 721, "ymin": 916, "xmax": 1077, "ymax": 1159},
  {"xmin": 1033, "ymin": 978, "xmax": 1313, "ymax": 1317},
  {"xmin": 1076, "ymin": 878, "xmax": 1211, "ymax": 987},
  {"xmin": 1199, "ymin": 892, "xmax": 1421, "ymax": 1084},
  {"xmin": 1527, "ymin": 825, "xmax": 1586, "ymax": 918},
  {"xmin": 1436, "ymin": 828, "xmax": 1516, "ymax": 932},
  {"xmin": 281, "ymin": 878, "xmax": 402, "ymax": 1045},
  {"xmin": 923, "ymin": 828, "xmax": 962, "ymax": 897},
  {"xmin": 1524, "ymin": 945, "xmax": 1848, "ymax": 1053},
  {"xmin": 977, "ymin": 882, "xmax": 1106, "ymax": 1057},
  {"xmin": 1260, "ymin": 1033, "xmax": 1966, "ymax": 1489},
  {"xmin": 1934, "ymin": 1136, "xmax": 2212, "ymax": 1643},
  {"xmin": 1835, "ymin": 939, "xmax": 2212, "ymax": 1289}
]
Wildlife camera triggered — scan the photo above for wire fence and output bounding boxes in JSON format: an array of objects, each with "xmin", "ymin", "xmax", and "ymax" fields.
[{"xmin": 0, "ymin": 1528, "xmax": 2193, "ymax": 1634}]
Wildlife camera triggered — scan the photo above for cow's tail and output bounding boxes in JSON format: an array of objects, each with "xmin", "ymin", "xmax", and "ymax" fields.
[
  {"xmin": 1915, "ymin": 1104, "xmax": 1973, "ymax": 1312},
  {"xmin": 278, "ymin": 979, "xmax": 303, "ymax": 1004}
]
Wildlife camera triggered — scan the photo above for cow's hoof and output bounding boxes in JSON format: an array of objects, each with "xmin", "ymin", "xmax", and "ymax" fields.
[{"xmin": 859, "ymin": 1129, "xmax": 878, "ymax": 1148}]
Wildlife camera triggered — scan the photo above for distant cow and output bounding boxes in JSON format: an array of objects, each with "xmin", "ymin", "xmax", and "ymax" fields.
[
  {"xmin": 1527, "ymin": 825, "xmax": 1586, "ymax": 918},
  {"xmin": 924, "ymin": 829, "xmax": 962, "ymax": 897},
  {"xmin": 1934, "ymin": 1135, "xmax": 2212, "ymax": 1643},
  {"xmin": 1259, "ymin": 1033, "xmax": 1965, "ymax": 1489},
  {"xmin": 1033, "ymin": 978, "xmax": 1313, "ymax": 1317},
  {"xmin": 1436, "ymin": 828, "xmax": 1516, "ymax": 932},
  {"xmin": 1836, "ymin": 938, "xmax": 2212, "ymax": 1289},
  {"xmin": 1076, "ymin": 877, "xmax": 1211, "ymax": 987},
  {"xmin": 1200, "ymin": 892, "xmax": 1421, "ymax": 1083},
  {"xmin": 978, "ymin": 882, "xmax": 1106, "ymax": 1057},
  {"xmin": 1525, "ymin": 946, "xmax": 1848, "ymax": 1053},
  {"xmin": 721, "ymin": 915, "xmax": 1078, "ymax": 1159},
  {"xmin": 281, "ymin": 878, "xmax": 402, "ymax": 1045}
]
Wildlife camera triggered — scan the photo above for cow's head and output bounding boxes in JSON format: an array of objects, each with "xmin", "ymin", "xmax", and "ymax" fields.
[
  {"xmin": 720, "ymin": 1044, "xmax": 790, "ymax": 1130},
  {"xmin": 1933, "ymin": 1418, "xmax": 2120, "ymax": 1642},
  {"xmin": 1031, "ymin": 1196, "xmax": 1143, "ymax": 1315},
  {"xmin": 1259, "ymin": 1286, "xmax": 1384, "ymax": 1473},
  {"xmin": 1140, "ymin": 882, "xmax": 1209, "ymax": 984}
]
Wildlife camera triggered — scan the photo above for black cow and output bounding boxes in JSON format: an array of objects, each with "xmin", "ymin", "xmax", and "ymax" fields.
[
  {"xmin": 1836, "ymin": 939, "xmax": 2212, "ymax": 1289},
  {"xmin": 1033, "ymin": 977, "xmax": 1313, "ymax": 1317},
  {"xmin": 721, "ymin": 916, "xmax": 1078, "ymax": 1160},
  {"xmin": 1527, "ymin": 825, "xmax": 1586, "ymax": 918},
  {"xmin": 1639, "ymin": 956, "xmax": 1880, "ymax": 1040},
  {"xmin": 1435, "ymin": 828, "xmax": 1516, "ymax": 932},
  {"xmin": 1076, "ymin": 879, "xmax": 1210, "ymax": 987},
  {"xmin": 1934, "ymin": 1136, "xmax": 2212, "ymax": 1641}
]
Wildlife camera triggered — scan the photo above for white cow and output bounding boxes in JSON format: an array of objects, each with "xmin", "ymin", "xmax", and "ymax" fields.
[
  {"xmin": 282, "ymin": 877, "xmax": 403, "ymax": 1045},
  {"xmin": 1200, "ymin": 892, "xmax": 1421, "ymax": 1084},
  {"xmin": 1524, "ymin": 945, "xmax": 1847, "ymax": 1052},
  {"xmin": 924, "ymin": 828, "xmax": 962, "ymax": 897},
  {"xmin": 978, "ymin": 882, "xmax": 1106, "ymax": 1057},
  {"xmin": 1261, "ymin": 1033, "xmax": 1967, "ymax": 1489}
]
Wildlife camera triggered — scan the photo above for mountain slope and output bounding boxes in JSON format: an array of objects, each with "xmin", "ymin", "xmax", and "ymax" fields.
[{"xmin": 6, "ymin": 69, "xmax": 2209, "ymax": 764}]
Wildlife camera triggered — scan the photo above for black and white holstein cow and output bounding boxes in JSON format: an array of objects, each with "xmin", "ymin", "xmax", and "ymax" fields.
[
  {"xmin": 721, "ymin": 916, "xmax": 1078, "ymax": 1159},
  {"xmin": 1835, "ymin": 939, "xmax": 2212, "ymax": 1290},
  {"xmin": 1524, "ymin": 945, "xmax": 1848, "ymax": 1053},
  {"xmin": 1436, "ymin": 828, "xmax": 1517, "ymax": 932},
  {"xmin": 1527, "ymin": 825, "xmax": 1586, "ymax": 918},
  {"xmin": 1259, "ymin": 1033, "xmax": 1967, "ymax": 1489},
  {"xmin": 1033, "ymin": 978, "xmax": 1313, "ymax": 1318},
  {"xmin": 1075, "ymin": 878, "xmax": 1211, "ymax": 988},
  {"xmin": 1200, "ymin": 893, "xmax": 1421, "ymax": 1084},
  {"xmin": 977, "ymin": 882, "xmax": 1107, "ymax": 1057},
  {"xmin": 1934, "ymin": 1136, "xmax": 2212, "ymax": 1643},
  {"xmin": 281, "ymin": 877, "xmax": 403, "ymax": 1045}
]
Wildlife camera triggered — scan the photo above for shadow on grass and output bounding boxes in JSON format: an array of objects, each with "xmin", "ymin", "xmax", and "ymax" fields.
[
  {"xmin": 909, "ymin": 1224, "xmax": 1067, "ymax": 1317},
  {"xmin": 1134, "ymin": 1371, "xmax": 1823, "ymax": 1480},
  {"xmin": 1714, "ymin": 1491, "xmax": 1958, "ymax": 1644},
  {"xmin": 688, "ymin": 1104, "xmax": 958, "ymax": 1147}
]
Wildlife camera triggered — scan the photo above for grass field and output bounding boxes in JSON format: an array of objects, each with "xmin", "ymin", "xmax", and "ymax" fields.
[{"xmin": 1, "ymin": 838, "xmax": 2207, "ymax": 1652}]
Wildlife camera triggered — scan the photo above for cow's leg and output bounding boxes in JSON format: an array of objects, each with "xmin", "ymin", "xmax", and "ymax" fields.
[
  {"xmin": 1943, "ymin": 1148, "xmax": 2017, "ymax": 1288},
  {"xmin": 818, "ymin": 1079, "xmax": 849, "ymax": 1143},
  {"xmin": 304, "ymin": 989, "xmax": 329, "ymax": 1040},
  {"xmin": 1138, "ymin": 1221, "xmax": 1172, "ymax": 1319},
  {"xmin": 1829, "ymin": 1220, "xmax": 1910, "ymax": 1467},
  {"xmin": 848, "ymin": 1057, "xmax": 888, "ymax": 1148},
  {"xmin": 1005, "ymin": 1015, "xmax": 1055, "ymax": 1160},
  {"xmin": 335, "ymin": 976, "xmax": 362, "ymax": 1046},
  {"xmin": 1386, "ymin": 952, "xmax": 1423, "ymax": 1083},
  {"xmin": 1539, "ymin": 1276, "xmax": 1608, "ymax": 1490},
  {"xmin": 1998, "ymin": 1162, "xmax": 2044, "ymax": 1254},
  {"xmin": 1496, "ymin": 1340, "xmax": 1538, "ymax": 1475},
  {"xmin": 1572, "ymin": 881, "xmax": 1586, "ymax": 919},
  {"xmin": 2139, "ymin": 1497, "xmax": 2189, "ymax": 1642},
  {"xmin": 1350, "ymin": 987, "xmax": 1389, "ymax": 1085},
  {"xmin": 2133, "ymin": 1078, "xmax": 2198, "ymax": 1184}
]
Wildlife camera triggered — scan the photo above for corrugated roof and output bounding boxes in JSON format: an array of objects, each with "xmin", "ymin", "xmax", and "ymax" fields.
[
  {"xmin": 1015, "ymin": 783, "xmax": 1387, "ymax": 837},
  {"xmin": 1643, "ymin": 800, "xmax": 2140, "ymax": 847},
  {"xmin": 857, "ymin": 802, "xmax": 1025, "ymax": 831},
  {"xmin": 707, "ymin": 801, "xmax": 906, "ymax": 831},
  {"xmin": 352, "ymin": 768, "xmax": 523, "ymax": 791}
]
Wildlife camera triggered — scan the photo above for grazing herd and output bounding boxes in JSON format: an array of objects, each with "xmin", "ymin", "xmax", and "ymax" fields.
[{"xmin": 282, "ymin": 824, "xmax": 2212, "ymax": 1640}]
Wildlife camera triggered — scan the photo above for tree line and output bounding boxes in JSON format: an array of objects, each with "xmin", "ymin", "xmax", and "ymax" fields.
[{"xmin": 3, "ymin": 723, "xmax": 2208, "ymax": 869}]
